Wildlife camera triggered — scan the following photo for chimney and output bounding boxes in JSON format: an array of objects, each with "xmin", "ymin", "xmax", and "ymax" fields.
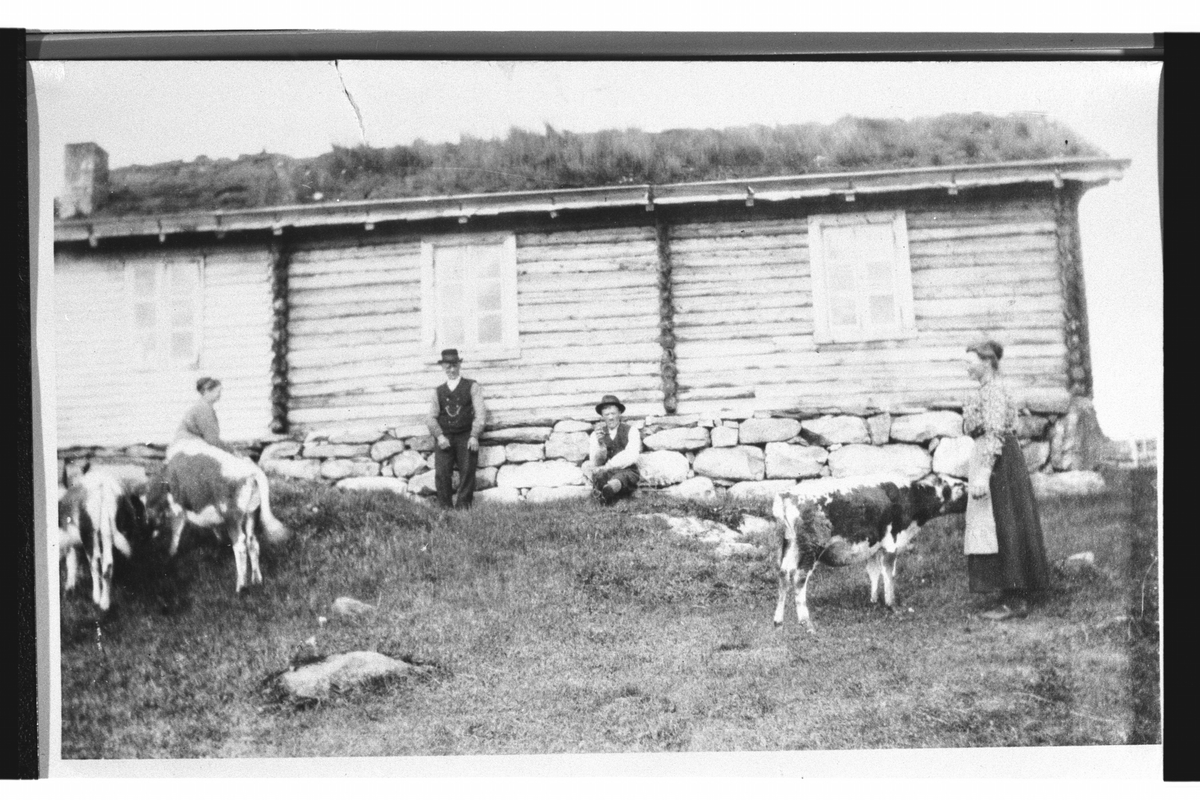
[{"xmin": 62, "ymin": 143, "xmax": 110, "ymax": 218}]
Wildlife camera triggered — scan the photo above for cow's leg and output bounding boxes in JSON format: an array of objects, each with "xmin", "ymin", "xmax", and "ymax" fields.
[
  {"xmin": 880, "ymin": 550, "xmax": 900, "ymax": 611},
  {"xmin": 89, "ymin": 530, "xmax": 104, "ymax": 609},
  {"xmin": 774, "ymin": 530, "xmax": 798, "ymax": 627},
  {"xmin": 230, "ymin": 516, "xmax": 250, "ymax": 593},
  {"xmin": 63, "ymin": 545, "xmax": 80, "ymax": 593},
  {"xmin": 167, "ymin": 495, "xmax": 187, "ymax": 556},
  {"xmin": 866, "ymin": 551, "xmax": 884, "ymax": 605},
  {"xmin": 774, "ymin": 559, "xmax": 791, "ymax": 627},
  {"xmin": 794, "ymin": 567, "xmax": 817, "ymax": 634},
  {"xmin": 246, "ymin": 514, "xmax": 263, "ymax": 586}
]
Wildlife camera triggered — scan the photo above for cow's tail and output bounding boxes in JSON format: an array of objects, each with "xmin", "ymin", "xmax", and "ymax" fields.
[
  {"xmin": 253, "ymin": 467, "xmax": 290, "ymax": 544},
  {"xmin": 96, "ymin": 479, "xmax": 133, "ymax": 558}
]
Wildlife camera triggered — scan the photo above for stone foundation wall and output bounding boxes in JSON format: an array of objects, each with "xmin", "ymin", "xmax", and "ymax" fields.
[{"xmin": 58, "ymin": 397, "xmax": 1122, "ymax": 501}]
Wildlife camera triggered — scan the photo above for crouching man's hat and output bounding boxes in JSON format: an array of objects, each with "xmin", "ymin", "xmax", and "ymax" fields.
[
  {"xmin": 437, "ymin": 349, "xmax": 463, "ymax": 365},
  {"xmin": 595, "ymin": 394, "xmax": 626, "ymax": 415}
]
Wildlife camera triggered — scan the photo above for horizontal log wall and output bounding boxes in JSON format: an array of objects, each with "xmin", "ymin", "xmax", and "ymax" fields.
[
  {"xmin": 54, "ymin": 245, "xmax": 275, "ymax": 447},
  {"xmin": 670, "ymin": 196, "xmax": 1068, "ymax": 416},
  {"xmin": 284, "ymin": 225, "xmax": 663, "ymax": 432}
]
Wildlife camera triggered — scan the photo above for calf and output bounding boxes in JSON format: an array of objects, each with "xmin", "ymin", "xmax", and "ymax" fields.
[
  {"xmin": 145, "ymin": 438, "xmax": 288, "ymax": 593},
  {"xmin": 58, "ymin": 470, "xmax": 140, "ymax": 611},
  {"xmin": 771, "ymin": 473, "xmax": 966, "ymax": 632}
]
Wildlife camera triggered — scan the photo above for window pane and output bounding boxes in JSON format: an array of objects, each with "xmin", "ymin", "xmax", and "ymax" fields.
[
  {"xmin": 171, "ymin": 331, "xmax": 194, "ymax": 361},
  {"xmin": 857, "ymin": 224, "xmax": 895, "ymax": 258},
  {"xmin": 478, "ymin": 313, "xmax": 502, "ymax": 343},
  {"xmin": 478, "ymin": 281, "xmax": 502, "ymax": 312},
  {"xmin": 826, "ymin": 262, "xmax": 856, "ymax": 291},
  {"xmin": 869, "ymin": 295, "xmax": 897, "ymax": 327},
  {"xmin": 169, "ymin": 263, "xmax": 199, "ymax": 297},
  {"xmin": 865, "ymin": 258, "xmax": 893, "ymax": 289},
  {"xmin": 434, "ymin": 246, "xmax": 467, "ymax": 284},
  {"xmin": 441, "ymin": 315, "xmax": 464, "ymax": 347},
  {"xmin": 830, "ymin": 294, "xmax": 858, "ymax": 328},
  {"xmin": 138, "ymin": 331, "xmax": 157, "ymax": 362},
  {"xmin": 474, "ymin": 245, "xmax": 503, "ymax": 280},
  {"xmin": 133, "ymin": 263, "xmax": 157, "ymax": 296},
  {"xmin": 135, "ymin": 303, "xmax": 156, "ymax": 330},
  {"xmin": 822, "ymin": 226, "xmax": 855, "ymax": 263},
  {"xmin": 171, "ymin": 302, "xmax": 193, "ymax": 328}
]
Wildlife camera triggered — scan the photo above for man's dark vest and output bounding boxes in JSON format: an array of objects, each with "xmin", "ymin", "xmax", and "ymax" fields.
[
  {"xmin": 598, "ymin": 423, "xmax": 631, "ymax": 464},
  {"xmin": 437, "ymin": 378, "xmax": 475, "ymax": 435}
]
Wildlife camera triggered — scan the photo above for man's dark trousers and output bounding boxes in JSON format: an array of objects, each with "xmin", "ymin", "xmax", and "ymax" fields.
[{"xmin": 435, "ymin": 432, "xmax": 478, "ymax": 509}]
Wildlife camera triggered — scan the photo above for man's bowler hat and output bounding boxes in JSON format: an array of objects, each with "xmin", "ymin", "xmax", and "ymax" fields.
[{"xmin": 595, "ymin": 394, "xmax": 626, "ymax": 415}]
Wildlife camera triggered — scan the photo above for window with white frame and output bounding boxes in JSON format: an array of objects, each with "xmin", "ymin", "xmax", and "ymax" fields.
[
  {"xmin": 126, "ymin": 256, "xmax": 204, "ymax": 368},
  {"xmin": 421, "ymin": 234, "xmax": 519, "ymax": 359},
  {"xmin": 807, "ymin": 210, "xmax": 917, "ymax": 344}
]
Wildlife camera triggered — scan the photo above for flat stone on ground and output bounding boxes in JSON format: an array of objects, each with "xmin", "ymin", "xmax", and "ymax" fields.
[
  {"xmin": 662, "ymin": 476, "xmax": 717, "ymax": 500},
  {"xmin": 728, "ymin": 479, "xmax": 798, "ymax": 500},
  {"xmin": 525, "ymin": 486, "xmax": 592, "ymax": 502},
  {"xmin": 278, "ymin": 651, "xmax": 431, "ymax": 701}
]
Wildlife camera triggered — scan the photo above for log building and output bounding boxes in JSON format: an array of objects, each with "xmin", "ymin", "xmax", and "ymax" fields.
[{"xmin": 53, "ymin": 144, "xmax": 1128, "ymax": 497}]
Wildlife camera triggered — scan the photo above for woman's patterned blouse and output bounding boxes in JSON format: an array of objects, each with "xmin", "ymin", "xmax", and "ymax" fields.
[{"xmin": 962, "ymin": 373, "xmax": 1018, "ymax": 461}]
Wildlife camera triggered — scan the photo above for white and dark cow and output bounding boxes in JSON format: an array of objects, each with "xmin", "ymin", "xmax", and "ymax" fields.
[
  {"xmin": 58, "ymin": 469, "xmax": 141, "ymax": 611},
  {"xmin": 145, "ymin": 438, "xmax": 288, "ymax": 594},
  {"xmin": 771, "ymin": 473, "xmax": 966, "ymax": 632}
]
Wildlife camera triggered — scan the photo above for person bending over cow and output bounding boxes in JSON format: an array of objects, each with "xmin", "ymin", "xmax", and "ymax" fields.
[
  {"xmin": 426, "ymin": 349, "xmax": 487, "ymax": 510},
  {"xmin": 176, "ymin": 376, "xmax": 239, "ymax": 455},
  {"xmin": 583, "ymin": 395, "xmax": 641, "ymax": 504}
]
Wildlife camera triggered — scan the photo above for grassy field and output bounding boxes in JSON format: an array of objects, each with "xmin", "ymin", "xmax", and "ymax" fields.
[{"xmin": 59, "ymin": 468, "xmax": 1159, "ymax": 758}]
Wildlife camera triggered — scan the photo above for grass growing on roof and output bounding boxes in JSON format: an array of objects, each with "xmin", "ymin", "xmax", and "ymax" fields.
[
  {"xmin": 59, "ymin": 468, "xmax": 1158, "ymax": 757},
  {"xmin": 92, "ymin": 113, "xmax": 1105, "ymax": 217}
]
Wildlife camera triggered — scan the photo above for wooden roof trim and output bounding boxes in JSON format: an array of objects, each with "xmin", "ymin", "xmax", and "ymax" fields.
[{"xmin": 54, "ymin": 157, "xmax": 1129, "ymax": 244}]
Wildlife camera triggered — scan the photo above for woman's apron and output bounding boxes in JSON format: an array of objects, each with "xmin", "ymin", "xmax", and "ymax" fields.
[{"xmin": 963, "ymin": 436, "xmax": 999, "ymax": 555}]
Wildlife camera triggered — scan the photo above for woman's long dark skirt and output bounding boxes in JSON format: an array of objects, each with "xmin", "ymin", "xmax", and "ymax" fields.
[{"xmin": 968, "ymin": 433, "xmax": 1051, "ymax": 594}]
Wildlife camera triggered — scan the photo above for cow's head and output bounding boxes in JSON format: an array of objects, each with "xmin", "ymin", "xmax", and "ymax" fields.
[
  {"xmin": 60, "ymin": 457, "xmax": 90, "ymax": 490},
  {"xmin": 911, "ymin": 474, "xmax": 968, "ymax": 522}
]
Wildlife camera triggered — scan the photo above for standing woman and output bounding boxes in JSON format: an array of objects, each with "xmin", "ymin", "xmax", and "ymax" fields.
[
  {"xmin": 176, "ymin": 376, "xmax": 237, "ymax": 454},
  {"xmin": 962, "ymin": 340, "xmax": 1051, "ymax": 620}
]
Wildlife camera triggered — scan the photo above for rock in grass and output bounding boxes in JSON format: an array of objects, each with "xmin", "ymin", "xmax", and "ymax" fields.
[
  {"xmin": 332, "ymin": 597, "xmax": 375, "ymax": 618},
  {"xmin": 279, "ymin": 651, "xmax": 431, "ymax": 701}
]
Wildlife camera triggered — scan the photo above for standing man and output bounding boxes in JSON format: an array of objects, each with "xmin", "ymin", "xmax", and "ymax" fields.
[
  {"xmin": 583, "ymin": 394, "xmax": 641, "ymax": 503},
  {"xmin": 426, "ymin": 349, "xmax": 486, "ymax": 510}
]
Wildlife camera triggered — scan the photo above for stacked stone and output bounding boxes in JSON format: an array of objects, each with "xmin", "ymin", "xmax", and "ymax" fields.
[{"xmin": 99, "ymin": 392, "xmax": 1097, "ymax": 500}]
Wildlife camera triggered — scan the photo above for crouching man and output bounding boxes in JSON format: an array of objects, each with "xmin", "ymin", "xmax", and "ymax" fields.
[{"xmin": 583, "ymin": 394, "xmax": 641, "ymax": 503}]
